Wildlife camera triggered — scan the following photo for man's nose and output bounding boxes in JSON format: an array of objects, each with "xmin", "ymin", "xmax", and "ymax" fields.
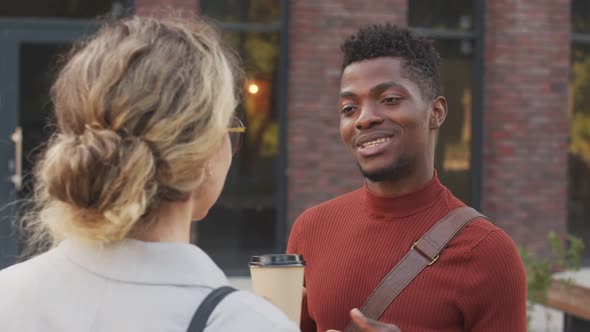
[{"xmin": 355, "ymin": 104, "xmax": 384, "ymax": 130}]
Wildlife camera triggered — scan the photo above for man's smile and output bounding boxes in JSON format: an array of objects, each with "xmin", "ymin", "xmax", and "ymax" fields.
[{"xmin": 355, "ymin": 132, "xmax": 396, "ymax": 157}]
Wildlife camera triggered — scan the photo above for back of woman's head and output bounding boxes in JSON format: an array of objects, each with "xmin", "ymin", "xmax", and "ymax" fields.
[{"xmin": 29, "ymin": 15, "xmax": 240, "ymax": 245}]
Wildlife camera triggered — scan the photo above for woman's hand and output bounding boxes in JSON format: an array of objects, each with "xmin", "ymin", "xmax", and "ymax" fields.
[{"xmin": 327, "ymin": 308, "xmax": 401, "ymax": 332}]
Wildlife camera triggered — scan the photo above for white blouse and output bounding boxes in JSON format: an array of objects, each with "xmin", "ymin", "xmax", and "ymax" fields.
[{"xmin": 0, "ymin": 239, "xmax": 299, "ymax": 332}]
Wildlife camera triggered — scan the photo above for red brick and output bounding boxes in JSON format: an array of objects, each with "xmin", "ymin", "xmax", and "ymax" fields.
[
  {"xmin": 286, "ymin": 0, "xmax": 407, "ymax": 225},
  {"xmin": 483, "ymin": 0, "xmax": 570, "ymax": 256},
  {"xmin": 130, "ymin": 0, "xmax": 573, "ymax": 257},
  {"xmin": 134, "ymin": 0, "xmax": 198, "ymax": 16}
]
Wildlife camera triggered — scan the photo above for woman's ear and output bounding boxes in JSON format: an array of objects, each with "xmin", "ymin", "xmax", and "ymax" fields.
[
  {"xmin": 204, "ymin": 164, "xmax": 213, "ymax": 177},
  {"xmin": 430, "ymin": 96, "xmax": 448, "ymax": 129}
]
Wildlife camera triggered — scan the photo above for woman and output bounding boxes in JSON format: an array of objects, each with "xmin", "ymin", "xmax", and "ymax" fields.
[{"xmin": 0, "ymin": 15, "xmax": 298, "ymax": 332}]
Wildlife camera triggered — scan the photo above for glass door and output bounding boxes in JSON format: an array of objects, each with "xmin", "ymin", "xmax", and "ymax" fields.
[{"xmin": 0, "ymin": 19, "xmax": 97, "ymax": 268}]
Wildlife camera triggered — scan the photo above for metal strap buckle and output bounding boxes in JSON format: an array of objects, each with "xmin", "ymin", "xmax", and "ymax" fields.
[{"xmin": 411, "ymin": 242, "xmax": 439, "ymax": 266}]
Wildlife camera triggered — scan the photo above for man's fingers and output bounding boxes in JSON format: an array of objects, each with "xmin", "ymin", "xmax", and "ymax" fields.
[
  {"xmin": 350, "ymin": 308, "xmax": 371, "ymax": 330},
  {"xmin": 324, "ymin": 309, "xmax": 402, "ymax": 332},
  {"xmin": 350, "ymin": 308, "xmax": 401, "ymax": 332}
]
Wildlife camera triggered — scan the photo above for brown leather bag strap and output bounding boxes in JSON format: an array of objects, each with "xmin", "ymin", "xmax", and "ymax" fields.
[{"xmin": 344, "ymin": 207, "xmax": 486, "ymax": 332}]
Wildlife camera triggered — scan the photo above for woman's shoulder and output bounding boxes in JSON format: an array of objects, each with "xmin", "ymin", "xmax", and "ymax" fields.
[
  {"xmin": 0, "ymin": 249, "xmax": 65, "ymax": 324},
  {"xmin": 206, "ymin": 290, "xmax": 299, "ymax": 332},
  {"xmin": 0, "ymin": 248, "xmax": 62, "ymax": 284}
]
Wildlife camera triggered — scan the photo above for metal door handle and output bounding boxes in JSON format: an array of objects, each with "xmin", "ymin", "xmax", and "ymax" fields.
[{"xmin": 11, "ymin": 127, "xmax": 22, "ymax": 191}]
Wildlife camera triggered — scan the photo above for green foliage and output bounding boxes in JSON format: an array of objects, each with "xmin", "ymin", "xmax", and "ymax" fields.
[
  {"xmin": 571, "ymin": 51, "xmax": 590, "ymax": 115},
  {"xmin": 518, "ymin": 232, "xmax": 585, "ymax": 326},
  {"xmin": 570, "ymin": 113, "xmax": 590, "ymax": 166},
  {"xmin": 569, "ymin": 46, "xmax": 590, "ymax": 165},
  {"xmin": 244, "ymin": 33, "xmax": 279, "ymax": 74},
  {"xmin": 570, "ymin": 48, "xmax": 590, "ymax": 165},
  {"xmin": 260, "ymin": 122, "xmax": 279, "ymax": 156}
]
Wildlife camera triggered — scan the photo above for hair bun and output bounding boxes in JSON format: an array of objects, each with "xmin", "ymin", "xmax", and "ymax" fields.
[
  {"xmin": 27, "ymin": 15, "xmax": 241, "ymax": 246},
  {"xmin": 39, "ymin": 126, "xmax": 158, "ymax": 242}
]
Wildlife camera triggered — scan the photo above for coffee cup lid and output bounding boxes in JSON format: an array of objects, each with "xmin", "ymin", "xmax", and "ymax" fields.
[{"xmin": 249, "ymin": 254, "xmax": 305, "ymax": 267}]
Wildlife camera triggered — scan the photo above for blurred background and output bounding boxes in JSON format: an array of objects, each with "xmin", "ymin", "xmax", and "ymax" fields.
[{"xmin": 0, "ymin": 0, "xmax": 588, "ymax": 329}]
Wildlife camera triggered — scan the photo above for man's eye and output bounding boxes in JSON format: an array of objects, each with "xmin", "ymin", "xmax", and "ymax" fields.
[
  {"xmin": 383, "ymin": 97, "xmax": 399, "ymax": 104},
  {"xmin": 341, "ymin": 106, "xmax": 356, "ymax": 114}
]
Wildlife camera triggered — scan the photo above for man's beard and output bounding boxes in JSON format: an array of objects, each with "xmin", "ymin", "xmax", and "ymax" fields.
[{"xmin": 358, "ymin": 155, "xmax": 415, "ymax": 182}]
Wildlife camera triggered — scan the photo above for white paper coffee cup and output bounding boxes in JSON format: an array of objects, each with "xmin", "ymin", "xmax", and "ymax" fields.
[{"xmin": 249, "ymin": 254, "xmax": 305, "ymax": 325}]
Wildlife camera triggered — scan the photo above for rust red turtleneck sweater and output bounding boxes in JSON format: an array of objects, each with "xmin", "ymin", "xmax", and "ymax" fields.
[{"xmin": 287, "ymin": 175, "xmax": 527, "ymax": 332}]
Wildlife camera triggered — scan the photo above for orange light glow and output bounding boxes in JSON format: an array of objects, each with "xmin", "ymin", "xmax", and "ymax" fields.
[{"xmin": 248, "ymin": 83, "xmax": 259, "ymax": 94}]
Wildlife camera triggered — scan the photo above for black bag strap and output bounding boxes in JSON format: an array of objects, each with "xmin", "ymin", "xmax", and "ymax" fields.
[{"xmin": 187, "ymin": 286, "xmax": 237, "ymax": 332}]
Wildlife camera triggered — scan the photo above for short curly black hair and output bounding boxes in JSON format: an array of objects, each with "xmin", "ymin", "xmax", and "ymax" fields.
[{"xmin": 341, "ymin": 24, "xmax": 441, "ymax": 99}]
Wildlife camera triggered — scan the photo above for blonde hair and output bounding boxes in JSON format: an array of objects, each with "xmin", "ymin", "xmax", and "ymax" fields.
[{"xmin": 24, "ymin": 15, "xmax": 241, "ymax": 247}]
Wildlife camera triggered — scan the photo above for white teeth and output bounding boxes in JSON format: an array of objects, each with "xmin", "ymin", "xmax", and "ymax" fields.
[{"xmin": 361, "ymin": 137, "xmax": 389, "ymax": 149}]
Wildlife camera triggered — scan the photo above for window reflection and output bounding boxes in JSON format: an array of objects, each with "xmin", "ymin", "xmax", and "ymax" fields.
[
  {"xmin": 196, "ymin": 2, "xmax": 282, "ymax": 274},
  {"xmin": 409, "ymin": 0, "xmax": 473, "ymax": 31},
  {"xmin": 0, "ymin": 0, "xmax": 125, "ymax": 18},
  {"xmin": 433, "ymin": 40, "xmax": 473, "ymax": 203},
  {"xmin": 569, "ymin": 43, "xmax": 590, "ymax": 264},
  {"xmin": 221, "ymin": 30, "xmax": 280, "ymax": 194},
  {"xmin": 409, "ymin": 1, "xmax": 475, "ymax": 205},
  {"xmin": 572, "ymin": 0, "xmax": 590, "ymax": 34},
  {"xmin": 200, "ymin": 0, "xmax": 280, "ymax": 24}
]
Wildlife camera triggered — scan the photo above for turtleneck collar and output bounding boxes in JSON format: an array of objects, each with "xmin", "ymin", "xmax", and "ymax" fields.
[{"xmin": 363, "ymin": 171, "xmax": 445, "ymax": 218}]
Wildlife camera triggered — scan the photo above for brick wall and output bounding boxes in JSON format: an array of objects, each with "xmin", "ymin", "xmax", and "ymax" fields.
[
  {"xmin": 134, "ymin": 0, "xmax": 198, "ymax": 16},
  {"xmin": 287, "ymin": 0, "xmax": 408, "ymax": 224},
  {"xmin": 130, "ymin": 0, "xmax": 572, "ymax": 255},
  {"xmin": 483, "ymin": 0, "xmax": 570, "ymax": 254}
]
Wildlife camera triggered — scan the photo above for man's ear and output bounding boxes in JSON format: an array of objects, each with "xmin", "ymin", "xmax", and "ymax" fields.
[{"xmin": 430, "ymin": 96, "xmax": 448, "ymax": 129}]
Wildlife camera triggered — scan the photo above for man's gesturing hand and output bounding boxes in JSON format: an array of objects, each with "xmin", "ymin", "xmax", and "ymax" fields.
[{"xmin": 327, "ymin": 308, "xmax": 401, "ymax": 332}]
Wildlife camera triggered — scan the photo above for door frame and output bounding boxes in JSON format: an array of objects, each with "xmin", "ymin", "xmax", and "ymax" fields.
[{"xmin": 0, "ymin": 19, "xmax": 98, "ymax": 268}]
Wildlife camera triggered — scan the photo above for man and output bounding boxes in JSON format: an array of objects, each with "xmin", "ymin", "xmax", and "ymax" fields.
[{"xmin": 287, "ymin": 24, "xmax": 527, "ymax": 332}]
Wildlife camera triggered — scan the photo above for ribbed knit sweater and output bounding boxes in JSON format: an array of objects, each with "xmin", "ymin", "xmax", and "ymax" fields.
[{"xmin": 287, "ymin": 175, "xmax": 527, "ymax": 332}]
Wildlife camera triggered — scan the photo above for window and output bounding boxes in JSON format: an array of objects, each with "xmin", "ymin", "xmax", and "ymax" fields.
[
  {"xmin": 200, "ymin": 0, "xmax": 280, "ymax": 24},
  {"xmin": 409, "ymin": 0, "xmax": 473, "ymax": 31},
  {"xmin": 0, "ymin": 1, "xmax": 120, "ymax": 266},
  {"xmin": 570, "ymin": 0, "xmax": 590, "ymax": 266},
  {"xmin": 197, "ymin": 0, "xmax": 286, "ymax": 275},
  {"xmin": 409, "ymin": 0, "xmax": 482, "ymax": 206},
  {"xmin": 0, "ymin": 0, "xmax": 128, "ymax": 18}
]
